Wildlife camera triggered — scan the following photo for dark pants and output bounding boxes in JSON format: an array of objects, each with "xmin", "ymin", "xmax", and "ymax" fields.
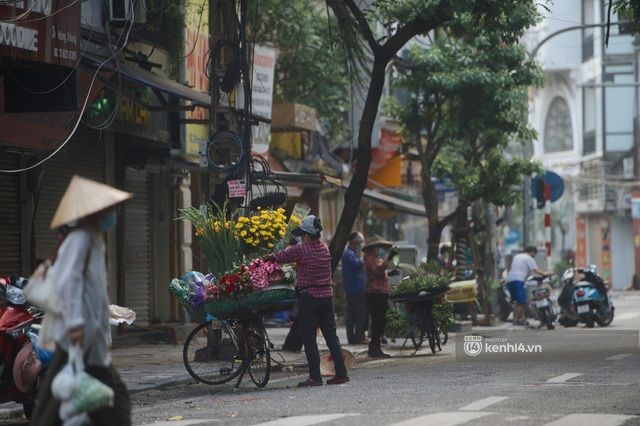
[
  {"xmin": 31, "ymin": 347, "xmax": 131, "ymax": 426},
  {"xmin": 297, "ymin": 293, "xmax": 347, "ymax": 381},
  {"xmin": 345, "ymin": 292, "xmax": 367, "ymax": 344},
  {"xmin": 366, "ymin": 293, "xmax": 389, "ymax": 352}
]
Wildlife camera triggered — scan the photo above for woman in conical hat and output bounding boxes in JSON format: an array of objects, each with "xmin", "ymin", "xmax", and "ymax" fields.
[{"xmin": 31, "ymin": 175, "xmax": 133, "ymax": 426}]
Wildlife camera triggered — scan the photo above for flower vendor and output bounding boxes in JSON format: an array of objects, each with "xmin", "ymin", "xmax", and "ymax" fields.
[{"xmin": 264, "ymin": 215, "xmax": 350, "ymax": 387}]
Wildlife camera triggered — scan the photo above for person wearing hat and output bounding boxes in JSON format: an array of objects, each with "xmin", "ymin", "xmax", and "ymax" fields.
[
  {"xmin": 265, "ymin": 215, "xmax": 350, "ymax": 387},
  {"xmin": 363, "ymin": 234, "xmax": 397, "ymax": 358},
  {"xmin": 31, "ymin": 175, "xmax": 132, "ymax": 426},
  {"xmin": 341, "ymin": 232, "xmax": 367, "ymax": 345}
]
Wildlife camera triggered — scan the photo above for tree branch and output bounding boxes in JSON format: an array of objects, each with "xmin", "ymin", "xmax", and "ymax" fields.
[{"xmin": 342, "ymin": 0, "xmax": 379, "ymax": 52}]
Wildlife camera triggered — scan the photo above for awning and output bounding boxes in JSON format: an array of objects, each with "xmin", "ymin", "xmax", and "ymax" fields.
[
  {"xmin": 324, "ymin": 176, "xmax": 427, "ymax": 217},
  {"xmin": 83, "ymin": 54, "xmax": 211, "ymax": 109}
]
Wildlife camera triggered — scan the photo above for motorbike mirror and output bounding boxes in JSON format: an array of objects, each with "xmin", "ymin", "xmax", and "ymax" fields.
[{"xmin": 6, "ymin": 285, "xmax": 26, "ymax": 305}]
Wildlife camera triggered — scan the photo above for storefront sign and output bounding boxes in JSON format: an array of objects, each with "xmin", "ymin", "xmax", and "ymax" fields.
[
  {"xmin": 633, "ymin": 192, "xmax": 640, "ymax": 283},
  {"xmin": 249, "ymin": 45, "xmax": 276, "ymax": 154},
  {"xmin": 371, "ymin": 129, "xmax": 402, "ymax": 173},
  {"xmin": 575, "ymin": 216, "xmax": 587, "ymax": 267},
  {"xmin": 228, "ymin": 180, "xmax": 246, "ymax": 198},
  {"xmin": 182, "ymin": 0, "xmax": 209, "ymax": 163},
  {"xmin": 0, "ymin": 1, "xmax": 80, "ymax": 68}
]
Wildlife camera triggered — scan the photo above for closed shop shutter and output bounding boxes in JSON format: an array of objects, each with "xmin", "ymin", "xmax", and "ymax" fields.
[
  {"xmin": 123, "ymin": 167, "xmax": 151, "ymax": 325},
  {"xmin": 34, "ymin": 128, "xmax": 105, "ymax": 261},
  {"xmin": 0, "ymin": 153, "xmax": 21, "ymax": 276}
]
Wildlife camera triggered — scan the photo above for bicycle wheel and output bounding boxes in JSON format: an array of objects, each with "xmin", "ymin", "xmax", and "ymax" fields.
[
  {"xmin": 410, "ymin": 316, "xmax": 424, "ymax": 349},
  {"xmin": 424, "ymin": 308, "xmax": 438, "ymax": 354},
  {"xmin": 246, "ymin": 320, "xmax": 271, "ymax": 387},
  {"xmin": 438, "ymin": 322, "xmax": 449, "ymax": 345},
  {"xmin": 183, "ymin": 320, "xmax": 243, "ymax": 385}
]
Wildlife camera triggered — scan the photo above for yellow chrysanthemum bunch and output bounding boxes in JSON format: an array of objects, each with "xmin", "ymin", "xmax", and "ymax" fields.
[{"xmin": 235, "ymin": 207, "xmax": 288, "ymax": 250}]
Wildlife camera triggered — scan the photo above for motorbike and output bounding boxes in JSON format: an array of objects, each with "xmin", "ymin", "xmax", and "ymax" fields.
[
  {"xmin": 557, "ymin": 268, "xmax": 579, "ymax": 327},
  {"xmin": 572, "ymin": 265, "xmax": 614, "ymax": 328},
  {"xmin": 525, "ymin": 275, "xmax": 557, "ymax": 329},
  {"xmin": 0, "ymin": 276, "xmax": 48, "ymax": 419}
]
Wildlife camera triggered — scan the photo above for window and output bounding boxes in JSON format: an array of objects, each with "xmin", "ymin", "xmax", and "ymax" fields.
[
  {"xmin": 601, "ymin": 2, "xmax": 635, "ymax": 56},
  {"xmin": 544, "ymin": 97, "xmax": 573, "ymax": 153},
  {"xmin": 583, "ymin": 83, "xmax": 596, "ymax": 154},
  {"xmin": 604, "ymin": 65, "xmax": 634, "ymax": 152},
  {"xmin": 582, "ymin": 0, "xmax": 595, "ymax": 62}
]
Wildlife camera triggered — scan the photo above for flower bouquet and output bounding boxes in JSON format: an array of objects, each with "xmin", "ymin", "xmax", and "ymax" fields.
[{"xmin": 173, "ymin": 201, "xmax": 306, "ymax": 320}]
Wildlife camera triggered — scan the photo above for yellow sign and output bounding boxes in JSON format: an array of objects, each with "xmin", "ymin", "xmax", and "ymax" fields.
[{"xmin": 182, "ymin": 0, "xmax": 209, "ymax": 163}]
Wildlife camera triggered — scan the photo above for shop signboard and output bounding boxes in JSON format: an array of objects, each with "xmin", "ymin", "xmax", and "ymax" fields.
[
  {"xmin": 182, "ymin": 0, "xmax": 209, "ymax": 163},
  {"xmin": 371, "ymin": 129, "xmax": 402, "ymax": 173},
  {"xmin": 633, "ymin": 192, "xmax": 640, "ymax": 282},
  {"xmin": 0, "ymin": 0, "xmax": 80, "ymax": 68},
  {"xmin": 600, "ymin": 218, "xmax": 611, "ymax": 281},
  {"xmin": 575, "ymin": 216, "xmax": 587, "ymax": 267}
]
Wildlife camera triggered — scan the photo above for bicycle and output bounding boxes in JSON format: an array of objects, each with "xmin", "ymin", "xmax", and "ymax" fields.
[{"xmin": 183, "ymin": 314, "xmax": 272, "ymax": 388}]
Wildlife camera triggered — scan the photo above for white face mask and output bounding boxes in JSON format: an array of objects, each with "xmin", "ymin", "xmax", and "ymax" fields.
[
  {"xmin": 295, "ymin": 236, "xmax": 303, "ymax": 244},
  {"xmin": 376, "ymin": 247, "xmax": 387, "ymax": 258}
]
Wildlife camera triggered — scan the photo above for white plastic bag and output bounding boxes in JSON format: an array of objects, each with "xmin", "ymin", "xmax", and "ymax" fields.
[
  {"xmin": 24, "ymin": 260, "xmax": 63, "ymax": 313},
  {"xmin": 52, "ymin": 345, "xmax": 114, "ymax": 420}
]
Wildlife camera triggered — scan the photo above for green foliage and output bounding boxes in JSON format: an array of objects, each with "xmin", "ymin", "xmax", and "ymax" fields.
[
  {"xmin": 614, "ymin": 0, "xmax": 640, "ymax": 34},
  {"xmin": 385, "ymin": 309, "xmax": 410, "ymax": 339},
  {"xmin": 432, "ymin": 300, "xmax": 454, "ymax": 327},
  {"xmin": 248, "ymin": 0, "xmax": 351, "ymax": 144},
  {"xmin": 144, "ymin": 0, "xmax": 186, "ymax": 78},
  {"xmin": 390, "ymin": 269, "xmax": 452, "ymax": 297}
]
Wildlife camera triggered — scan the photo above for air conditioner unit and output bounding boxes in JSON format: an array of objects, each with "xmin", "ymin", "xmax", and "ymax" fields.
[{"xmin": 109, "ymin": 0, "xmax": 147, "ymax": 25}]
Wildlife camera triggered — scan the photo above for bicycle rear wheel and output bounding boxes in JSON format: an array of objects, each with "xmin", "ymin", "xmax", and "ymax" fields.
[
  {"xmin": 246, "ymin": 320, "xmax": 271, "ymax": 387},
  {"xmin": 183, "ymin": 320, "xmax": 243, "ymax": 385}
]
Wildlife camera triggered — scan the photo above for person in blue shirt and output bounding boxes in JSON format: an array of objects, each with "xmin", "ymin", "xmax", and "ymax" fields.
[{"xmin": 341, "ymin": 232, "xmax": 367, "ymax": 344}]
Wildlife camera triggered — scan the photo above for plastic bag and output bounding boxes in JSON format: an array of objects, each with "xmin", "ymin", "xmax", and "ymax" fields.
[
  {"xmin": 52, "ymin": 345, "xmax": 114, "ymax": 419},
  {"xmin": 28, "ymin": 331, "xmax": 53, "ymax": 368},
  {"xmin": 169, "ymin": 279, "xmax": 191, "ymax": 304}
]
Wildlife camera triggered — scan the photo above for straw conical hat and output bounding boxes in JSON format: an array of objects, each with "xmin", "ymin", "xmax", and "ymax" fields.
[
  {"xmin": 363, "ymin": 234, "xmax": 393, "ymax": 249},
  {"xmin": 50, "ymin": 175, "xmax": 133, "ymax": 229}
]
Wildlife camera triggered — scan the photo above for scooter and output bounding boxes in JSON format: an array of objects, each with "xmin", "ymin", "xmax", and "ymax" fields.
[
  {"xmin": 557, "ymin": 268, "xmax": 579, "ymax": 327},
  {"xmin": 526, "ymin": 275, "xmax": 557, "ymax": 329},
  {"xmin": 0, "ymin": 276, "xmax": 48, "ymax": 419},
  {"xmin": 572, "ymin": 266, "xmax": 614, "ymax": 328}
]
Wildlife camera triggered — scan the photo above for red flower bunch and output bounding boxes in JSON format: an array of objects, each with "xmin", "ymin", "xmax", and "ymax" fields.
[{"xmin": 217, "ymin": 269, "xmax": 253, "ymax": 297}]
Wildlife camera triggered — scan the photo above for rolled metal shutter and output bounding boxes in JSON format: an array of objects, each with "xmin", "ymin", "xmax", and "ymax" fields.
[
  {"xmin": 123, "ymin": 167, "xmax": 151, "ymax": 325},
  {"xmin": 0, "ymin": 153, "xmax": 21, "ymax": 276},
  {"xmin": 34, "ymin": 128, "xmax": 105, "ymax": 261}
]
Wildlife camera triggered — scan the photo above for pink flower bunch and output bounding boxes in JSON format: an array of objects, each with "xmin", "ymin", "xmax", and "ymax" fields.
[{"xmin": 248, "ymin": 259, "xmax": 281, "ymax": 290}]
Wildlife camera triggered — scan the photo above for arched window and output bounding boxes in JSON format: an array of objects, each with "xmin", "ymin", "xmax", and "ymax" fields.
[{"xmin": 544, "ymin": 97, "xmax": 573, "ymax": 153}]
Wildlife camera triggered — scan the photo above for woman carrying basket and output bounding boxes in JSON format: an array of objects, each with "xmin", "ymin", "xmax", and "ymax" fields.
[{"xmin": 265, "ymin": 215, "xmax": 350, "ymax": 387}]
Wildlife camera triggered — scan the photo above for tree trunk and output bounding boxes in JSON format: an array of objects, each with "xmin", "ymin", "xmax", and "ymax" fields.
[
  {"xmin": 421, "ymin": 162, "xmax": 442, "ymax": 262},
  {"xmin": 329, "ymin": 58, "xmax": 388, "ymax": 272}
]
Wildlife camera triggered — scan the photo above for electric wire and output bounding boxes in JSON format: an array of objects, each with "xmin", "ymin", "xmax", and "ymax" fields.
[{"xmin": 6, "ymin": 0, "xmax": 81, "ymax": 23}]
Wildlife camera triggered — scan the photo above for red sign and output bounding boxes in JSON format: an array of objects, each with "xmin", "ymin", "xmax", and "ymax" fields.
[
  {"xmin": 575, "ymin": 216, "xmax": 586, "ymax": 267},
  {"xmin": 0, "ymin": 1, "xmax": 80, "ymax": 68},
  {"xmin": 600, "ymin": 218, "xmax": 611, "ymax": 281},
  {"xmin": 371, "ymin": 129, "xmax": 402, "ymax": 173}
]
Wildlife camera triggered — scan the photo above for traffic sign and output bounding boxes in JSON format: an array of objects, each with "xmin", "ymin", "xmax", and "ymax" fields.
[{"xmin": 531, "ymin": 171, "xmax": 564, "ymax": 206}]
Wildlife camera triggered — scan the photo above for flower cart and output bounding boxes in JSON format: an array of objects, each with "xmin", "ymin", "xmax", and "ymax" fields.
[
  {"xmin": 170, "ymin": 203, "xmax": 305, "ymax": 388},
  {"xmin": 387, "ymin": 264, "xmax": 454, "ymax": 355}
]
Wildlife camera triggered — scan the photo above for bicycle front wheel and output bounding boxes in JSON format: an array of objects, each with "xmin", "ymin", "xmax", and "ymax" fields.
[
  {"xmin": 246, "ymin": 320, "xmax": 271, "ymax": 387},
  {"xmin": 183, "ymin": 320, "xmax": 243, "ymax": 385}
]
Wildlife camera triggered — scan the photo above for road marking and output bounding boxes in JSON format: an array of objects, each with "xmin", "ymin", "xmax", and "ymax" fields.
[
  {"xmin": 252, "ymin": 414, "xmax": 360, "ymax": 426},
  {"xmin": 546, "ymin": 373, "xmax": 582, "ymax": 383},
  {"xmin": 459, "ymin": 396, "xmax": 509, "ymax": 411},
  {"xmin": 544, "ymin": 413, "xmax": 636, "ymax": 426},
  {"xmin": 138, "ymin": 421, "xmax": 216, "ymax": 426},
  {"xmin": 606, "ymin": 353, "xmax": 632, "ymax": 361},
  {"xmin": 615, "ymin": 312, "xmax": 639, "ymax": 321},
  {"xmin": 388, "ymin": 412, "xmax": 492, "ymax": 426}
]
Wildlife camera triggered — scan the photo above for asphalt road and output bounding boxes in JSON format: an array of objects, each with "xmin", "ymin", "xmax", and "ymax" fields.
[{"xmin": 129, "ymin": 292, "xmax": 640, "ymax": 426}]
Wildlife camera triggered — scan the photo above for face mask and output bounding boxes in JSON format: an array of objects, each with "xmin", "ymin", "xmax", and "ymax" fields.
[
  {"xmin": 295, "ymin": 236, "xmax": 303, "ymax": 244},
  {"xmin": 356, "ymin": 243, "xmax": 364, "ymax": 252},
  {"xmin": 376, "ymin": 247, "xmax": 387, "ymax": 258},
  {"xmin": 99, "ymin": 211, "xmax": 117, "ymax": 232}
]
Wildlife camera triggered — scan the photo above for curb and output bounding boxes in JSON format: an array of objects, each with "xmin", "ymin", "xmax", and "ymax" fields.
[{"xmin": 0, "ymin": 404, "xmax": 24, "ymax": 422}]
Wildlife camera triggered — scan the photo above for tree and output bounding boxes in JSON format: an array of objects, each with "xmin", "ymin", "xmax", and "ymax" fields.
[
  {"xmin": 248, "ymin": 0, "xmax": 351, "ymax": 143},
  {"xmin": 388, "ymin": 10, "xmax": 542, "ymax": 262},
  {"xmin": 324, "ymin": 0, "xmax": 546, "ymax": 271}
]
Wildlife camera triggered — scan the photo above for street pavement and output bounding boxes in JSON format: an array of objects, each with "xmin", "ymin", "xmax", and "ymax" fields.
[{"xmin": 2, "ymin": 291, "xmax": 640, "ymax": 425}]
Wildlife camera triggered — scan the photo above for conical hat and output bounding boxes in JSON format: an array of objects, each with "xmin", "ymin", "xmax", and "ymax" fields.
[
  {"xmin": 50, "ymin": 175, "xmax": 133, "ymax": 229},
  {"xmin": 363, "ymin": 234, "xmax": 393, "ymax": 249}
]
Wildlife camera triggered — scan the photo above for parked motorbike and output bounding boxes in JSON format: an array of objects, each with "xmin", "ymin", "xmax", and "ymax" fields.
[
  {"xmin": 572, "ymin": 265, "xmax": 614, "ymax": 328},
  {"xmin": 0, "ymin": 276, "xmax": 48, "ymax": 419},
  {"xmin": 525, "ymin": 275, "xmax": 557, "ymax": 329},
  {"xmin": 557, "ymin": 268, "xmax": 579, "ymax": 327}
]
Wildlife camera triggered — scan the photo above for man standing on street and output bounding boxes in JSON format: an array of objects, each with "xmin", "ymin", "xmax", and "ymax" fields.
[
  {"xmin": 507, "ymin": 246, "xmax": 552, "ymax": 326},
  {"xmin": 341, "ymin": 232, "xmax": 367, "ymax": 345}
]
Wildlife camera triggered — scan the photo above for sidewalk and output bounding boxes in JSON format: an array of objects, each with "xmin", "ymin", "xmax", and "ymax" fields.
[{"xmin": 0, "ymin": 324, "xmax": 456, "ymax": 420}]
